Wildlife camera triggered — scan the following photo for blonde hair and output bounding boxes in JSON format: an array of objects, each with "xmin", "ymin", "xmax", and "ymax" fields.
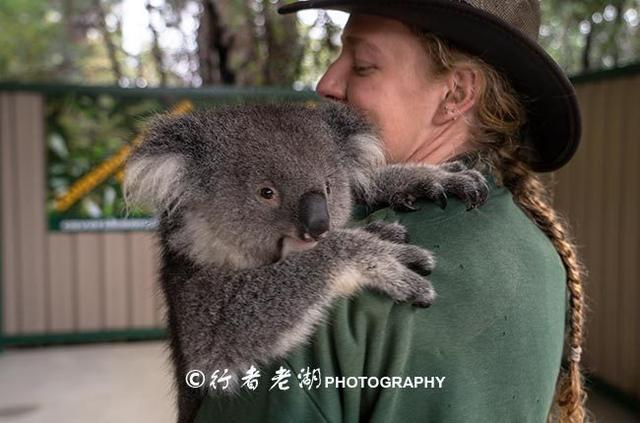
[{"xmin": 411, "ymin": 29, "xmax": 589, "ymax": 422}]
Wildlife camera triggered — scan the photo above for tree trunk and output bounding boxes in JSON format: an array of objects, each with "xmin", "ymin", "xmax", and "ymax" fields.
[
  {"xmin": 610, "ymin": 0, "xmax": 627, "ymax": 66},
  {"xmin": 581, "ymin": 27, "xmax": 593, "ymax": 72},
  {"xmin": 197, "ymin": 0, "xmax": 235, "ymax": 85},
  {"xmin": 262, "ymin": 0, "xmax": 304, "ymax": 86},
  {"xmin": 93, "ymin": 0, "xmax": 123, "ymax": 83},
  {"xmin": 60, "ymin": 0, "xmax": 77, "ymax": 79},
  {"xmin": 146, "ymin": 1, "xmax": 168, "ymax": 86}
]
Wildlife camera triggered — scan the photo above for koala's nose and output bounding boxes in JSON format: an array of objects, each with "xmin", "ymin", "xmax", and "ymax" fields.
[{"xmin": 298, "ymin": 191, "xmax": 330, "ymax": 240}]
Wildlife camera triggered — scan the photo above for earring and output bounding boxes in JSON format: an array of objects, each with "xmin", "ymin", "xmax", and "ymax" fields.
[
  {"xmin": 445, "ymin": 106, "xmax": 457, "ymax": 114},
  {"xmin": 445, "ymin": 106, "xmax": 458, "ymax": 120}
]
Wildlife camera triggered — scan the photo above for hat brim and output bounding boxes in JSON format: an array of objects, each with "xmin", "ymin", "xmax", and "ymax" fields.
[{"xmin": 279, "ymin": 0, "xmax": 581, "ymax": 172}]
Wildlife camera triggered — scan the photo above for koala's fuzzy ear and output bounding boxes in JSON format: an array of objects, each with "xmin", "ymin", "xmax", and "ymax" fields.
[
  {"xmin": 123, "ymin": 114, "xmax": 190, "ymax": 214},
  {"xmin": 317, "ymin": 101, "xmax": 386, "ymax": 193},
  {"xmin": 124, "ymin": 153, "xmax": 186, "ymax": 214}
]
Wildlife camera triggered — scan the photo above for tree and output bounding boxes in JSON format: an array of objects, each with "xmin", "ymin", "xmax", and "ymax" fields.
[
  {"xmin": 1, "ymin": 1, "xmax": 638, "ymax": 86},
  {"xmin": 0, "ymin": 0, "xmax": 67, "ymax": 81},
  {"xmin": 197, "ymin": 0, "xmax": 235, "ymax": 84},
  {"xmin": 540, "ymin": 0, "xmax": 640, "ymax": 74}
]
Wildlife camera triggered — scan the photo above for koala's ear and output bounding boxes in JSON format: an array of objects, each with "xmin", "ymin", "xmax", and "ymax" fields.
[
  {"xmin": 317, "ymin": 101, "xmax": 386, "ymax": 166},
  {"xmin": 317, "ymin": 101, "xmax": 386, "ymax": 191},
  {"xmin": 123, "ymin": 114, "xmax": 189, "ymax": 214},
  {"xmin": 316, "ymin": 101, "xmax": 374, "ymax": 139},
  {"xmin": 124, "ymin": 152, "xmax": 186, "ymax": 213}
]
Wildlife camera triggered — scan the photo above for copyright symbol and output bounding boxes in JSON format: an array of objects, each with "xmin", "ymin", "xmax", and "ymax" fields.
[{"xmin": 185, "ymin": 370, "xmax": 205, "ymax": 388}]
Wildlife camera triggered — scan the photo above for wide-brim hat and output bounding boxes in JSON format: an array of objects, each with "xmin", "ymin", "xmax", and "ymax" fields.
[{"xmin": 278, "ymin": 0, "xmax": 581, "ymax": 172}]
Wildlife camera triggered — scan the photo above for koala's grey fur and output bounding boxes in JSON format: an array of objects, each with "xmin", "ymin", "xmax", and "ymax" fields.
[{"xmin": 124, "ymin": 102, "xmax": 487, "ymax": 423}]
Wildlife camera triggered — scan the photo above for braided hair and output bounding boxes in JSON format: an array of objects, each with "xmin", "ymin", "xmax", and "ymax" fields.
[{"xmin": 411, "ymin": 28, "xmax": 589, "ymax": 422}]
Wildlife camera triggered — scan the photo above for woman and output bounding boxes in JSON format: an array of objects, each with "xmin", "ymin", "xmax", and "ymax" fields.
[{"xmin": 194, "ymin": 1, "xmax": 586, "ymax": 422}]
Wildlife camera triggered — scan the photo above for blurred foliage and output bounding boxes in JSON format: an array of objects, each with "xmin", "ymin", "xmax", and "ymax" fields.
[
  {"xmin": 0, "ymin": 0, "xmax": 67, "ymax": 81},
  {"xmin": 540, "ymin": 0, "xmax": 640, "ymax": 74},
  {"xmin": 0, "ymin": 0, "xmax": 640, "ymax": 88},
  {"xmin": 2, "ymin": 1, "xmax": 636, "ymax": 88},
  {"xmin": 44, "ymin": 90, "xmax": 317, "ymax": 223},
  {"xmin": 45, "ymin": 93, "xmax": 167, "ymax": 219},
  {"xmin": 0, "ymin": 0, "xmax": 321, "ymax": 87},
  {"xmin": 7, "ymin": 1, "xmax": 634, "ymax": 227}
]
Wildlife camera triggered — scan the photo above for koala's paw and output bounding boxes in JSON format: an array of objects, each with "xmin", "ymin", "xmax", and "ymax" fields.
[
  {"xmin": 362, "ymin": 221, "xmax": 409, "ymax": 243},
  {"xmin": 365, "ymin": 242, "xmax": 437, "ymax": 308},
  {"xmin": 389, "ymin": 255, "xmax": 437, "ymax": 308},
  {"xmin": 437, "ymin": 161, "xmax": 489, "ymax": 210},
  {"xmin": 385, "ymin": 161, "xmax": 488, "ymax": 212}
]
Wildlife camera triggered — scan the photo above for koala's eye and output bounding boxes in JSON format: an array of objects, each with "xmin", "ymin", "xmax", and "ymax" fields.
[
  {"xmin": 325, "ymin": 182, "xmax": 331, "ymax": 195},
  {"xmin": 256, "ymin": 182, "xmax": 280, "ymax": 206},
  {"xmin": 260, "ymin": 187, "xmax": 275, "ymax": 199}
]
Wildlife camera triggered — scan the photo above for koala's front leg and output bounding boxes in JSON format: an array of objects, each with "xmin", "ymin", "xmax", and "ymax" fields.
[
  {"xmin": 173, "ymin": 227, "xmax": 435, "ymax": 397},
  {"xmin": 364, "ymin": 161, "xmax": 489, "ymax": 211}
]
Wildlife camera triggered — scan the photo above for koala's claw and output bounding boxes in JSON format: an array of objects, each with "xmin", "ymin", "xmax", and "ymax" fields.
[
  {"xmin": 443, "ymin": 168, "xmax": 489, "ymax": 210},
  {"xmin": 360, "ymin": 235, "xmax": 437, "ymax": 308},
  {"xmin": 412, "ymin": 298, "xmax": 433, "ymax": 309},
  {"xmin": 465, "ymin": 186, "xmax": 489, "ymax": 210},
  {"xmin": 436, "ymin": 191, "xmax": 448, "ymax": 209},
  {"xmin": 409, "ymin": 279, "xmax": 437, "ymax": 308},
  {"xmin": 383, "ymin": 161, "xmax": 488, "ymax": 212},
  {"xmin": 390, "ymin": 192, "xmax": 419, "ymax": 212},
  {"xmin": 384, "ymin": 264, "xmax": 436, "ymax": 307},
  {"xmin": 468, "ymin": 181, "xmax": 490, "ymax": 210},
  {"xmin": 397, "ymin": 244, "xmax": 436, "ymax": 275}
]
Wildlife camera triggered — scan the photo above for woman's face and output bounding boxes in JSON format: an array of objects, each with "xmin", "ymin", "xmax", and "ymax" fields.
[{"xmin": 316, "ymin": 14, "xmax": 456, "ymax": 164}]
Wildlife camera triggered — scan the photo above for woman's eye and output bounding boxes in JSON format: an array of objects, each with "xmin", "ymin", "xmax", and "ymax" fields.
[
  {"xmin": 260, "ymin": 187, "xmax": 275, "ymax": 199},
  {"xmin": 353, "ymin": 65, "xmax": 375, "ymax": 76}
]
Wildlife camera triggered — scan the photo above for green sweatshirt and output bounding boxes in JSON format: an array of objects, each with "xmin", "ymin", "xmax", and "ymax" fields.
[{"xmin": 193, "ymin": 174, "xmax": 567, "ymax": 423}]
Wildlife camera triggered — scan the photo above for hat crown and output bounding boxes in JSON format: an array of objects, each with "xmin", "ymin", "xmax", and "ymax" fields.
[{"xmin": 460, "ymin": 0, "xmax": 540, "ymax": 41}]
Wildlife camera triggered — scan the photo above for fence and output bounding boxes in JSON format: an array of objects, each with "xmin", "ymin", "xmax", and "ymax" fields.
[
  {"xmin": 0, "ymin": 85, "xmax": 314, "ymax": 344},
  {"xmin": 1, "ymin": 65, "xmax": 639, "ymax": 402},
  {"xmin": 553, "ymin": 64, "xmax": 640, "ymax": 401}
]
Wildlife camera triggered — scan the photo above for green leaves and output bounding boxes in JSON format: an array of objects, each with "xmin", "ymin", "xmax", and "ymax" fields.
[{"xmin": 540, "ymin": 0, "xmax": 640, "ymax": 74}]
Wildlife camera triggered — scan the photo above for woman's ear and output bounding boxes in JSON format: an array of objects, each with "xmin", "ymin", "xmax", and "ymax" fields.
[{"xmin": 433, "ymin": 66, "xmax": 479, "ymax": 125}]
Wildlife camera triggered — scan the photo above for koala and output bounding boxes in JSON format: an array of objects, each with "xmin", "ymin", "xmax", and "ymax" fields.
[{"xmin": 124, "ymin": 102, "xmax": 487, "ymax": 423}]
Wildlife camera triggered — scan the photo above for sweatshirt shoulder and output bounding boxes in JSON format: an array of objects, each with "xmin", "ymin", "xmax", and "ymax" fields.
[
  {"xmin": 359, "ymin": 181, "xmax": 563, "ymax": 271},
  {"xmin": 353, "ymin": 181, "xmax": 566, "ymax": 334}
]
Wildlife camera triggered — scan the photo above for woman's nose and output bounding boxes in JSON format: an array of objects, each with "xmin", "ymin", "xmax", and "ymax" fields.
[{"xmin": 316, "ymin": 59, "xmax": 347, "ymax": 101}]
